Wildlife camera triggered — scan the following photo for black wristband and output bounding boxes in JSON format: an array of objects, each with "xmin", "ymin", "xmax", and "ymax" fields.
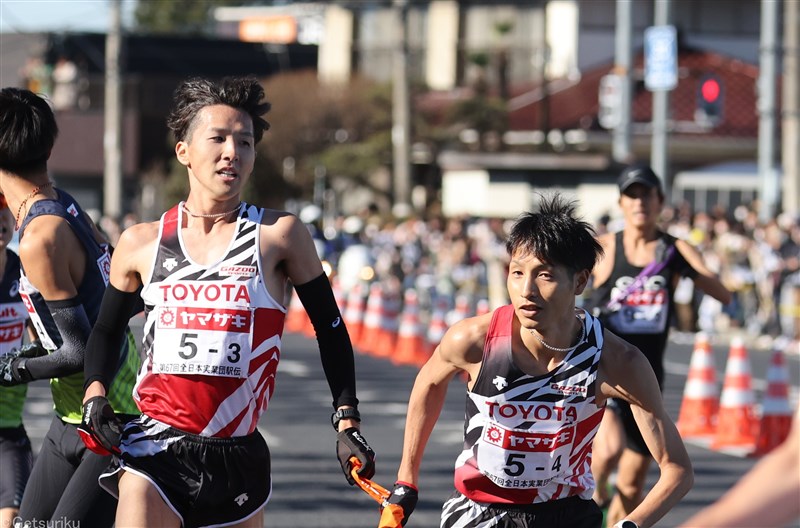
[{"xmin": 331, "ymin": 407, "xmax": 361, "ymax": 431}]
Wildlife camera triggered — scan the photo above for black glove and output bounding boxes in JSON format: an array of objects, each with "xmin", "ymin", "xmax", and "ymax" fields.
[
  {"xmin": 0, "ymin": 340, "xmax": 47, "ymax": 386},
  {"xmin": 336, "ymin": 427, "xmax": 376, "ymax": 485},
  {"xmin": 77, "ymin": 395, "xmax": 122, "ymax": 455},
  {"xmin": 379, "ymin": 482, "xmax": 419, "ymax": 527}
]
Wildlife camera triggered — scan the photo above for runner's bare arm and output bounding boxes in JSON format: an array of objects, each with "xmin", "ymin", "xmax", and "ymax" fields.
[
  {"xmin": 396, "ymin": 316, "xmax": 487, "ymax": 486},
  {"xmin": 677, "ymin": 404, "xmax": 800, "ymax": 527},
  {"xmin": 674, "ymin": 239, "xmax": 731, "ymax": 304},
  {"xmin": 18, "ymin": 215, "xmax": 82, "ymax": 300},
  {"xmin": 599, "ymin": 332, "xmax": 693, "ymax": 528}
]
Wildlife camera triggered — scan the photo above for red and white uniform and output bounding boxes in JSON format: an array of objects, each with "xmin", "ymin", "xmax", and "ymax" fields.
[
  {"xmin": 454, "ymin": 305, "xmax": 605, "ymax": 503},
  {"xmin": 135, "ymin": 202, "xmax": 286, "ymax": 437}
]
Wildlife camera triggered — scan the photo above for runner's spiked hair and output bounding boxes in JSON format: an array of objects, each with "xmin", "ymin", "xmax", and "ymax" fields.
[
  {"xmin": 506, "ymin": 193, "xmax": 603, "ymax": 275},
  {"xmin": 0, "ymin": 88, "xmax": 58, "ymax": 175},
  {"xmin": 166, "ymin": 76, "xmax": 271, "ymax": 144}
]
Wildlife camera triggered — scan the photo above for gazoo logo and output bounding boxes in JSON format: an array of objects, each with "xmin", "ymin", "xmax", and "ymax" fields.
[
  {"xmin": 157, "ymin": 282, "xmax": 250, "ymax": 304},
  {"xmin": 220, "ymin": 265, "xmax": 257, "ymax": 277},
  {"xmin": 484, "ymin": 402, "xmax": 577, "ymax": 423},
  {"xmin": 550, "ymin": 383, "xmax": 587, "ymax": 395}
]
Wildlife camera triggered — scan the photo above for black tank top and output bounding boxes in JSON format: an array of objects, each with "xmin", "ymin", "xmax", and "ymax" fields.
[{"xmin": 585, "ymin": 231, "xmax": 687, "ymax": 385}]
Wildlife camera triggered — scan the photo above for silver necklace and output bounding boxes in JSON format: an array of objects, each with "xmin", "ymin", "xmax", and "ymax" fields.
[
  {"xmin": 529, "ymin": 314, "xmax": 585, "ymax": 353},
  {"xmin": 183, "ymin": 202, "xmax": 240, "ymax": 219}
]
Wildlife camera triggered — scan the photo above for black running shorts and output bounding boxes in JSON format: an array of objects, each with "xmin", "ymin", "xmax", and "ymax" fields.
[{"xmin": 100, "ymin": 415, "xmax": 271, "ymax": 528}]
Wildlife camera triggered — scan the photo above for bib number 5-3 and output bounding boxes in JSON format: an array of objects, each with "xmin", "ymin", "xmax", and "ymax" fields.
[{"xmin": 178, "ymin": 333, "xmax": 241, "ymax": 363}]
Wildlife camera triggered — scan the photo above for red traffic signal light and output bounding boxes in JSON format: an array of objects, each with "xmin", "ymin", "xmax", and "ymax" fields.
[
  {"xmin": 695, "ymin": 74, "xmax": 723, "ymax": 127},
  {"xmin": 700, "ymin": 77, "xmax": 721, "ymax": 103}
]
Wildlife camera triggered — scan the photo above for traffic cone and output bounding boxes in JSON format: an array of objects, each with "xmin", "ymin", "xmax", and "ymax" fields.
[
  {"xmin": 427, "ymin": 294, "xmax": 449, "ymax": 357},
  {"xmin": 343, "ymin": 282, "xmax": 366, "ymax": 352},
  {"xmin": 285, "ymin": 289, "xmax": 310, "ymax": 334},
  {"xmin": 373, "ymin": 286, "xmax": 400, "ymax": 359},
  {"xmin": 475, "ymin": 298, "xmax": 491, "ymax": 317},
  {"xmin": 359, "ymin": 282, "xmax": 385, "ymax": 356},
  {"xmin": 331, "ymin": 275, "xmax": 345, "ymax": 312},
  {"xmin": 447, "ymin": 293, "xmax": 473, "ymax": 326},
  {"xmin": 711, "ymin": 336, "xmax": 759, "ymax": 452},
  {"xmin": 752, "ymin": 339, "xmax": 795, "ymax": 456},
  {"xmin": 394, "ymin": 289, "xmax": 426, "ymax": 367},
  {"xmin": 676, "ymin": 333, "xmax": 719, "ymax": 439}
]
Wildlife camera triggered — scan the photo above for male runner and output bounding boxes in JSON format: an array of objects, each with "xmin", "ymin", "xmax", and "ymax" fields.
[
  {"xmin": 584, "ymin": 165, "xmax": 730, "ymax": 527},
  {"xmin": 0, "ymin": 87, "xmax": 140, "ymax": 526},
  {"xmin": 379, "ymin": 194, "xmax": 692, "ymax": 528},
  {"xmin": 0, "ymin": 199, "xmax": 34, "ymax": 528},
  {"xmin": 81, "ymin": 76, "xmax": 375, "ymax": 527}
]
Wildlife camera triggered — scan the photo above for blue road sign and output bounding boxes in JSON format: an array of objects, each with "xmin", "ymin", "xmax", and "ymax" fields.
[{"xmin": 644, "ymin": 25, "xmax": 678, "ymax": 91}]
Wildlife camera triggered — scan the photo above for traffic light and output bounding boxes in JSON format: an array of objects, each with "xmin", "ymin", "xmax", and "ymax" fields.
[{"xmin": 695, "ymin": 74, "xmax": 723, "ymax": 126}]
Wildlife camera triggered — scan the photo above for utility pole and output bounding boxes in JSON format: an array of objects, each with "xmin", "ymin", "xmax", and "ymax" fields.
[
  {"xmin": 612, "ymin": 0, "xmax": 633, "ymax": 164},
  {"xmin": 758, "ymin": 0, "xmax": 780, "ymax": 223},
  {"xmin": 650, "ymin": 0, "xmax": 672, "ymax": 199},
  {"xmin": 104, "ymin": 0, "xmax": 123, "ymax": 219},
  {"xmin": 783, "ymin": 0, "xmax": 799, "ymax": 214},
  {"xmin": 392, "ymin": 0, "xmax": 411, "ymax": 216}
]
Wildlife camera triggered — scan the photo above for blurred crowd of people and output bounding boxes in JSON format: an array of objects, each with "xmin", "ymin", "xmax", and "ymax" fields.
[{"xmin": 303, "ymin": 200, "xmax": 799, "ymax": 349}]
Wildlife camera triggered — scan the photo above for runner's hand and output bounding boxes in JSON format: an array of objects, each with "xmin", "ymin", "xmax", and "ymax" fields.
[
  {"xmin": 336, "ymin": 427, "xmax": 376, "ymax": 485},
  {"xmin": 78, "ymin": 395, "xmax": 122, "ymax": 455},
  {"xmin": 0, "ymin": 340, "xmax": 47, "ymax": 386},
  {"xmin": 379, "ymin": 482, "xmax": 418, "ymax": 527}
]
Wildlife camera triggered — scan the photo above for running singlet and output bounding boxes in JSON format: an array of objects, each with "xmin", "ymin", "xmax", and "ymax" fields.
[
  {"xmin": 0, "ymin": 250, "xmax": 29, "ymax": 428},
  {"xmin": 454, "ymin": 305, "xmax": 605, "ymax": 504},
  {"xmin": 135, "ymin": 202, "xmax": 286, "ymax": 437},
  {"xmin": 17, "ymin": 189, "xmax": 140, "ymax": 423},
  {"xmin": 585, "ymin": 231, "xmax": 687, "ymax": 385}
]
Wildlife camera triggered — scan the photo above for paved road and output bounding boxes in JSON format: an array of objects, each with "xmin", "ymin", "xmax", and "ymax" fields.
[{"xmin": 21, "ymin": 327, "xmax": 800, "ymax": 527}]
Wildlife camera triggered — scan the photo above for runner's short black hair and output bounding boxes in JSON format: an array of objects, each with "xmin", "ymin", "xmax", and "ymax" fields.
[
  {"xmin": 0, "ymin": 88, "xmax": 58, "ymax": 174},
  {"xmin": 506, "ymin": 194, "xmax": 603, "ymax": 275},
  {"xmin": 167, "ymin": 76, "xmax": 271, "ymax": 144}
]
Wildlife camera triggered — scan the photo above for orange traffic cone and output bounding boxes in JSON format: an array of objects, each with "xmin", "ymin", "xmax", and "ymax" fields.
[
  {"xmin": 677, "ymin": 333, "xmax": 719, "ymax": 439},
  {"xmin": 343, "ymin": 282, "xmax": 366, "ymax": 352},
  {"xmin": 427, "ymin": 294, "xmax": 449, "ymax": 357},
  {"xmin": 753, "ymin": 339, "xmax": 795, "ymax": 456},
  {"xmin": 712, "ymin": 336, "xmax": 759, "ymax": 452},
  {"xmin": 475, "ymin": 298, "xmax": 491, "ymax": 317},
  {"xmin": 374, "ymin": 286, "xmax": 400, "ymax": 359},
  {"xmin": 394, "ymin": 289, "xmax": 426, "ymax": 367},
  {"xmin": 359, "ymin": 282, "xmax": 385, "ymax": 356},
  {"xmin": 447, "ymin": 293, "xmax": 473, "ymax": 326},
  {"xmin": 331, "ymin": 275, "xmax": 345, "ymax": 312},
  {"xmin": 285, "ymin": 289, "xmax": 309, "ymax": 334}
]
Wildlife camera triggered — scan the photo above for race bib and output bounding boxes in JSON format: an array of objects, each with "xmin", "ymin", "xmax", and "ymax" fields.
[
  {"xmin": 476, "ymin": 421, "xmax": 575, "ymax": 488},
  {"xmin": 152, "ymin": 305, "xmax": 252, "ymax": 378},
  {"xmin": 0, "ymin": 322, "xmax": 25, "ymax": 356},
  {"xmin": 606, "ymin": 275, "xmax": 669, "ymax": 334}
]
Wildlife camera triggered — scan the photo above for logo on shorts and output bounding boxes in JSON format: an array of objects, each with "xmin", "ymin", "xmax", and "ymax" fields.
[
  {"xmin": 234, "ymin": 493, "xmax": 249, "ymax": 506},
  {"xmin": 331, "ymin": 317, "xmax": 341, "ymax": 328}
]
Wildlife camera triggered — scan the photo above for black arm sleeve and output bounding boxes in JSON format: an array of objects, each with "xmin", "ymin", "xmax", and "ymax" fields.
[
  {"xmin": 294, "ymin": 272, "xmax": 358, "ymax": 410},
  {"xmin": 83, "ymin": 284, "xmax": 141, "ymax": 391},
  {"xmin": 24, "ymin": 298, "xmax": 91, "ymax": 380}
]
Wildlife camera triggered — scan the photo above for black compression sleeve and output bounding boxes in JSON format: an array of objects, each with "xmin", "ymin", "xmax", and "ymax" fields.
[
  {"xmin": 24, "ymin": 298, "xmax": 90, "ymax": 380},
  {"xmin": 293, "ymin": 272, "xmax": 358, "ymax": 410},
  {"xmin": 83, "ymin": 284, "xmax": 141, "ymax": 391}
]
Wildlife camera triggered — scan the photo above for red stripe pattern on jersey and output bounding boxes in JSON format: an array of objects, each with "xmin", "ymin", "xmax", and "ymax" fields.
[
  {"xmin": 135, "ymin": 202, "xmax": 286, "ymax": 437},
  {"xmin": 454, "ymin": 304, "xmax": 605, "ymax": 504}
]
